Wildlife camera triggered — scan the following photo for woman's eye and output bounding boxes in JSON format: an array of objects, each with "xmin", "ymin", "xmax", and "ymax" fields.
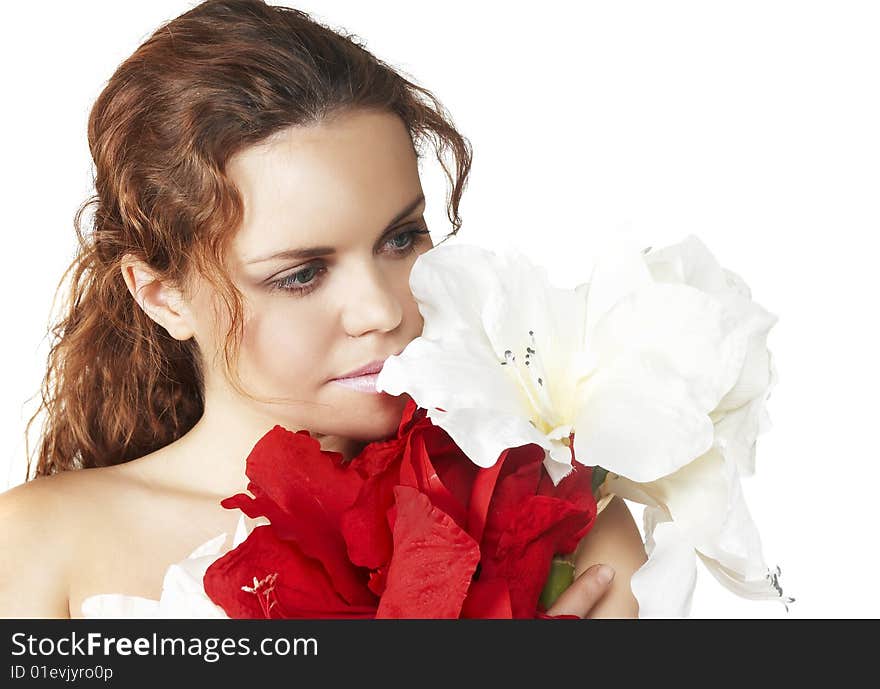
[
  {"xmin": 269, "ymin": 226, "xmax": 429, "ymax": 296},
  {"xmin": 385, "ymin": 226, "xmax": 430, "ymax": 254},
  {"xmin": 391, "ymin": 231, "xmax": 413, "ymax": 249},
  {"xmin": 270, "ymin": 264, "xmax": 325, "ymax": 294}
]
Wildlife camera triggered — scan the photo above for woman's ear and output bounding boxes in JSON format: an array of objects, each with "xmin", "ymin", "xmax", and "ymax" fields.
[{"xmin": 120, "ymin": 254, "xmax": 196, "ymax": 341}]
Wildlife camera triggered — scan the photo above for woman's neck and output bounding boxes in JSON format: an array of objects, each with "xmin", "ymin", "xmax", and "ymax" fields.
[{"xmin": 153, "ymin": 397, "xmax": 368, "ymax": 501}]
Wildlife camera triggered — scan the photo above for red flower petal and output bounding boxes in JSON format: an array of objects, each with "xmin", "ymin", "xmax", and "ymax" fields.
[
  {"xmin": 220, "ymin": 492, "xmax": 374, "ymax": 607},
  {"xmin": 375, "ymin": 486, "xmax": 481, "ymax": 618},
  {"xmin": 483, "ymin": 495, "xmax": 597, "ymax": 618},
  {"xmin": 460, "ymin": 578, "xmax": 513, "ymax": 619},
  {"xmin": 367, "ymin": 564, "xmax": 389, "ymax": 597},
  {"xmin": 479, "ymin": 445, "xmax": 547, "ymax": 561},
  {"xmin": 399, "ymin": 432, "xmax": 469, "ymax": 530},
  {"xmin": 466, "ymin": 449, "xmax": 509, "ymax": 546},
  {"xmin": 339, "ymin": 469, "xmax": 398, "ymax": 569},
  {"xmin": 225, "ymin": 428, "xmax": 377, "ymax": 606},
  {"xmin": 396, "ymin": 396, "xmax": 424, "ymax": 436},
  {"xmin": 244, "ymin": 426, "xmax": 363, "ymax": 526},
  {"xmin": 346, "ymin": 433, "xmax": 404, "ymax": 479},
  {"xmin": 204, "ymin": 525, "xmax": 358, "ymax": 618},
  {"xmin": 544, "ymin": 463, "xmax": 598, "ymax": 554}
]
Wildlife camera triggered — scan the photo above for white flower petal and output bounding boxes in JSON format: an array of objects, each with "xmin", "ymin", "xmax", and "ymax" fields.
[
  {"xmin": 646, "ymin": 449, "xmax": 730, "ymax": 546},
  {"xmin": 481, "ymin": 251, "xmax": 590, "ymax": 427},
  {"xmin": 426, "ymin": 406, "xmax": 550, "ymax": 469},
  {"xmin": 695, "ymin": 457, "xmax": 774, "ymax": 581},
  {"xmin": 378, "ymin": 336, "xmax": 526, "ymax": 416},
  {"xmin": 583, "ymin": 236, "xmax": 654, "ymax": 341},
  {"xmin": 600, "ymin": 472, "xmax": 663, "ymax": 509},
  {"xmin": 406, "ymin": 243, "xmax": 504, "ymax": 338},
  {"xmin": 714, "ymin": 310, "xmax": 776, "ymax": 412},
  {"xmin": 605, "ymin": 446, "xmax": 787, "ymax": 608},
  {"xmin": 697, "ymin": 553, "xmax": 793, "ymax": 609},
  {"xmin": 645, "ymin": 235, "xmax": 730, "ymax": 293},
  {"xmin": 588, "ymin": 282, "xmax": 742, "ymax": 411},
  {"xmin": 714, "ymin": 396, "xmax": 768, "ymax": 477},
  {"xmin": 631, "ymin": 511, "xmax": 697, "ymax": 618},
  {"xmin": 545, "ymin": 441, "xmax": 576, "ymax": 485},
  {"xmin": 646, "ymin": 235, "xmax": 779, "ymax": 478},
  {"xmin": 573, "ymin": 351, "xmax": 716, "ymax": 483}
]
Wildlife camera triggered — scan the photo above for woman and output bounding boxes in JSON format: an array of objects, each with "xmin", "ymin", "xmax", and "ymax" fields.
[{"xmin": 0, "ymin": 0, "xmax": 646, "ymax": 618}]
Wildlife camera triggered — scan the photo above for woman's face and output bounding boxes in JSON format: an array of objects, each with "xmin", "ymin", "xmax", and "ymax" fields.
[{"xmin": 189, "ymin": 109, "xmax": 431, "ymax": 442}]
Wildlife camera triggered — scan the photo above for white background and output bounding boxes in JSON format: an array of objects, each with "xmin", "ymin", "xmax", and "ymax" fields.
[{"xmin": 1, "ymin": 1, "xmax": 877, "ymax": 618}]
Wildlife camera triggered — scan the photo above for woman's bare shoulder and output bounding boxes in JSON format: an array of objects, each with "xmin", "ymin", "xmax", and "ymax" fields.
[
  {"xmin": 0, "ymin": 464, "xmax": 136, "ymax": 523},
  {"xmin": 0, "ymin": 465, "xmax": 137, "ymax": 618}
]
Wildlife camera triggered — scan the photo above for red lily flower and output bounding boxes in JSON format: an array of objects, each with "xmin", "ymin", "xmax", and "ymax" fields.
[{"xmin": 203, "ymin": 398, "xmax": 598, "ymax": 618}]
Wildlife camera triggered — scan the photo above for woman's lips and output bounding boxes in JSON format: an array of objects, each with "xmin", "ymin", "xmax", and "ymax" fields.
[
  {"xmin": 330, "ymin": 372, "xmax": 381, "ymax": 393},
  {"xmin": 330, "ymin": 355, "xmax": 397, "ymax": 393}
]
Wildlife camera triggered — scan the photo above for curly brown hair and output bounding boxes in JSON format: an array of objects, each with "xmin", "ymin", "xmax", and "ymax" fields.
[{"xmin": 24, "ymin": 0, "xmax": 472, "ymax": 480}]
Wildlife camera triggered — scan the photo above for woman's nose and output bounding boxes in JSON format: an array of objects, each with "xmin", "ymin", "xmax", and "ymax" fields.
[{"xmin": 341, "ymin": 261, "xmax": 404, "ymax": 337}]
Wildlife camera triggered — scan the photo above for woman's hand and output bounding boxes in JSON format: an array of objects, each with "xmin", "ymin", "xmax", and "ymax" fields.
[{"xmin": 545, "ymin": 563, "xmax": 616, "ymax": 618}]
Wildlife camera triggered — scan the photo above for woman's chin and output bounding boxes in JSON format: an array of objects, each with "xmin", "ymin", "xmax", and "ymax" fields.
[{"xmin": 339, "ymin": 391, "xmax": 410, "ymax": 440}]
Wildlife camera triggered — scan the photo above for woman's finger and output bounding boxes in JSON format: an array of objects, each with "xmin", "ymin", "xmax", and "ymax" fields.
[{"xmin": 545, "ymin": 564, "xmax": 615, "ymax": 618}]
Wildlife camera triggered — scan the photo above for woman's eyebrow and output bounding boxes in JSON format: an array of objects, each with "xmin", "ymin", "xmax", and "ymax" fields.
[{"xmin": 245, "ymin": 193, "xmax": 425, "ymax": 265}]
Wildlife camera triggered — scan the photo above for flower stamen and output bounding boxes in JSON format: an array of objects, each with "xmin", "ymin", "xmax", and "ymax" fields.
[
  {"xmin": 498, "ymin": 329, "xmax": 557, "ymax": 434},
  {"xmin": 241, "ymin": 572, "xmax": 281, "ymax": 618}
]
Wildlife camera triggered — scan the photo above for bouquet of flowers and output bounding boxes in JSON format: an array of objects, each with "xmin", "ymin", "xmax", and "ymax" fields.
[
  {"xmin": 369, "ymin": 234, "xmax": 793, "ymax": 617},
  {"xmin": 81, "ymin": 234, "xmax": 792, "ymax": 619},
  {"xmin": 202, "ymin": 398, "xmax": 602, "ymax": 618}
]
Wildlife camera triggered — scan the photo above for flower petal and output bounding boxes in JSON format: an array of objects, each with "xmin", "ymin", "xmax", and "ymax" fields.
[
  {"xmin": 232, "ymin": 428, "xmax": 372, "ymax": 606},
  {"xmin": 406, "ymin": 243, "xmax": 508, "ymax": 338},
  {"xmin": 243, "ymin": 427, "xmax": 363, "ymax": 527},
  {"xmin": 607, "ymin": 448, "xmax": 789, "ymax": 609},
  {"xmin": 426, "ymin": 405, "xmax": 550, "ymax": 470},
  {"xmin": 339, "ymin": 469, "xmax": 398, "ymax": 570},
  {"xmin": 379, "ymin": 336, "xmax": 527, "ymax": 420},
  {"xmin": 545, "ymin": 441, "xmax": 576, "ymax": 485},
  {"xmin": 479, "ymin": 249, "xmax": 590, "ymax": 426},
  {"xmin": 583, "ymin": 236, "xmax": 654, "ymax": 340},
  {"xmin": 460, "ymin": 578, "xmax": 513, "ymax": 619},
  {"xmin": 646, "ymin": 235, "xmax": 780, "ymax": 477},
  {"xmin": 203, "ymin": 525, "xmax": 356, "ymax": 619},
  {"xmin": 221, "ymin": 491, "xmax": 373, "ymax": 607},
  {"xmin": 479, "ymin": 453, "xmax": 597, "ymax": 618},
  {"xmin": 630, "ymin": 511, "xmax": 697, "ymax": 618},
  {"xmin": 697, "ymin": 553, "xmax": 793, "ymax": 609},
  {"xmin": 588, "ymin": 282, "xmax": 740, "ymax": 412},
  {"xmin": 376, "ymin": 486, "xmax": 481, "ymax": 618},
  {"xmin": 573, "ymin": 351, "xmax": 716, "ymax": 483},
  {"xmin": 646, "ymin": 449, "xmax": 776, "ymax": 586},
  {"xmin": 713, "ymin": 340, "xmax": 778, "ymax": 478}
]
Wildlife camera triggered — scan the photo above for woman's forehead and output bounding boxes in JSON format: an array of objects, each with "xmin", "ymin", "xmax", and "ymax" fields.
[{"xmin": 228, "ymin": 109, "xmax": 422, "ymax": 259}]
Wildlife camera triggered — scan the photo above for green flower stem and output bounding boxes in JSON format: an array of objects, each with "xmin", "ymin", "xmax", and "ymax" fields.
[{"xmin": 539, "ymin": 555, "xmax": 576, "ymax": 611}]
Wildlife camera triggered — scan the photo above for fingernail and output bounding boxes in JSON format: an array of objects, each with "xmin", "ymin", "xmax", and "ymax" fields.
[{"xmin": 595, "ymin": 565, "xmax": 615, "ymax": 584}]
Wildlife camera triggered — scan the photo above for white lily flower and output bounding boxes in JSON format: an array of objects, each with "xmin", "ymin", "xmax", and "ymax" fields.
[
  {"xmin": 604, "ymin": 448, "xmax": 793, "ymax": 617},
  {"xmin": 377, "ymin": 238, "xmax": 749, "ymax": 486},
  {"xmin": 644, "ymin": 235, "xmax": 779, "ymax": 477},
  {"xmin": 80, "ymin": 514, "xmax": 255, "ymax": 618},
  {"xmin": 598, "ymin": 236, "xmax": 791, "ymax": 615},
  {"xmin": 376, "ymin": 234, "xmax": 790, "ymax": 615}
]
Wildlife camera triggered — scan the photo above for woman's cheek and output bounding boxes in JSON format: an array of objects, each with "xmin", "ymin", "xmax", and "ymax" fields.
[{"xmin": 242, "ymin": 308, "xmax": 331, "ymax": 395}]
